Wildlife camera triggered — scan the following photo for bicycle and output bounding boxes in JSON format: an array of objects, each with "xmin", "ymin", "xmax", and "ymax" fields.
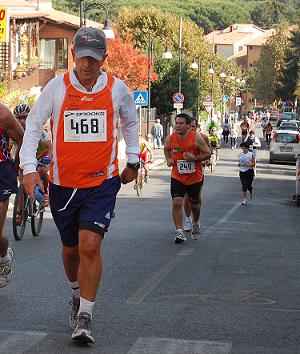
[
  {"xmin": 12, "ymin": 184, "xmax": 44, "ymax": 241},
  {"xmin": 134, "ymin": 159, "xmax": 145, "ymax": 197}
]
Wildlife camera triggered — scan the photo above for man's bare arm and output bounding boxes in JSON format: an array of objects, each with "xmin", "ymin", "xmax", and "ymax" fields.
[
  {"xmin": 163, "ymin": 136, "xmax": 174, "ymax": 166},
  {"xmin": 196, "ymin": 134, "xmax": 211, "ymax": 161},
  {"xmin": 0, "ymin": 104, "xmax": 23, "ymax": 145}
]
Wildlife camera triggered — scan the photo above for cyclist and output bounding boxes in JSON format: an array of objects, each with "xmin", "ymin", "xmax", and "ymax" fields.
[
  {"xmin": 208, "ymin": 127, "xmax": 221, "ymax": 161},
  {"xmin": 0, "ymin": 103, "xmax": 23, "ymax": 288},
  {"xmin": 13, "ymin": 103, "xmax": 52, "ymax": 207},
  {"xmin": 206, "ymin": 117, "xmax": 220, "ymax": 134},
  {"xmin": 138, "ymin": 135, "xmax": 153, "ymax": 183},
  {"xmin": 164, "ymin": 113, "xmax": 211, "ymax": 243}
]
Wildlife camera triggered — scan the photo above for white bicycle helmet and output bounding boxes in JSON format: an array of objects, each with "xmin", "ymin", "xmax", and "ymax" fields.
[{"xmin": 13, "ymin": 103, "xmax": 30, "ymax": 118}]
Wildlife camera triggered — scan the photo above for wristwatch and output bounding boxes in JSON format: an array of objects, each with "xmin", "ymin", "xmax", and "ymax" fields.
[{"xmin": 127, "ymin": 161, "xmax": 140, "ymax": 171}]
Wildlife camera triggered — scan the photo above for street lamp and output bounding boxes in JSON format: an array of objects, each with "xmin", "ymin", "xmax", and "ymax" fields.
[
  {"xmin": 178, "ymin": 16, "xmax": 183, "ymax": 94},
  {"xmin": 190, "ymin": 58, "xmax": 202, "ymax": 123},
  {"xmin": 79, "ymin": 0, "xmax": 115, "ymax": 39},
  {"xmin": 208, "ymin": 63, "xmax": 214, "ymax": 118},
  {"xmin": 219, "ymin": 70, "xmax": 226, "ymax": 116}
]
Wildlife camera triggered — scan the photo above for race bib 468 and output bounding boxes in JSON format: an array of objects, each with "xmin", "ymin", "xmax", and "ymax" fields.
[{"xmin": 64, "ymin": 110, "xmax": 107, "ymax": 142}]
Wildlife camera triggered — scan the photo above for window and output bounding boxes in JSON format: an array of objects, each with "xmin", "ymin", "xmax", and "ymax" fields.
[
  {"xmin": 39, "ymin": 38, "xmax": 68, "ymax": 69},
  {"xmin": 276, "ymin": 133, "xmax": 298, "ymax": 144}
]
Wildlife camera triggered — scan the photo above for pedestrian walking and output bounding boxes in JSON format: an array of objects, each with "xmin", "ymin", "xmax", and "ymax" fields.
[
  {"xmin": 151, "ymin": 118, "xmax": 163, "ymax": 149},
  {"xmin": 20, "ymin": 27, "xmax": 140, "ymax": 344},
  {"xmin": 240, "ymin": 116, "xmax": 250, "ymax": 142},
  {"xmin": 0, "ymin": 103, "xmax": 23, "ymax": 288},
  {"xmin": 230, "ymin": 121, "xmax": 238, "ymax": 149},
  {"xmin": 164, "ymin": 113, "xmax": 211, "ymax": 243},
  {"xmin": 238, "ymin": 142, "xmax": 255, "ymax": 205}
]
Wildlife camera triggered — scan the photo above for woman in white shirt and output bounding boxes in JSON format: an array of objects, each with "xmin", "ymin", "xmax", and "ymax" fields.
[{"xmin": 238, "ymin": 142, "xmax": 255, "ymax": 205}]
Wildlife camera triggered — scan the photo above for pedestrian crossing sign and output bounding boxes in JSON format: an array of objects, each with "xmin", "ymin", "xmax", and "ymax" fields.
[{"xmin": 134, "ymin": 91, "xmax": 148, "ymax": 106}]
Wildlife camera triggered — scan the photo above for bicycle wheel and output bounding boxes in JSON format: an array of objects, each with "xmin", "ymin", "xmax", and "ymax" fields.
[
  {"xmin": 12, "ymin": 185, "xmax": 28, "ymax": 241},
  {"xmin": 31, "ymin": 200, "xmax": 44, "ymax": 237}
]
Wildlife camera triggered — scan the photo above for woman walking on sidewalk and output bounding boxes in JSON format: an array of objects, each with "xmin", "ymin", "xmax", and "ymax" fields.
[{"xmin": 238, "ymin": 142, "xmax": 255, "ymax": 205}]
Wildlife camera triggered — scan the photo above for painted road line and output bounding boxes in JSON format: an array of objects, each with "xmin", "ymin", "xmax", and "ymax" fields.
[
  {"xmin": 126, "ymin": 256, "xmax": 183, "ymax": 304},
  {"xmin": 127, "ymin": 202, "xmax": 241, "ymax": 305},
  {"xmin": 0, "ymin": 330, "xmax": 47, "ymax": 353},
  {"xmin": 127, "ymin": 337, "xmax": 232, "ymax": 354}
]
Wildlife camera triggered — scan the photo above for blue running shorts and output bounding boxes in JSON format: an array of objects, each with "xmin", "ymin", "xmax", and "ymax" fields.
[
  {"xmin": 49, "ymin": 176, "xmax": 121, "ymax": 247},
  {"xmin": 0, "ymin": 160, "xmax": 17, "ymax": 202}
]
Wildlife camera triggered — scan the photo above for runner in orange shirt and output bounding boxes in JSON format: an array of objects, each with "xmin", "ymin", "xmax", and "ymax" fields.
[
  {"xmin": 164, "ymin": 113, "xmax": 211, "ymax": 243},
  {"xmin": 20, "ymin": 27, "xmax": 139, "ymax": 344}
]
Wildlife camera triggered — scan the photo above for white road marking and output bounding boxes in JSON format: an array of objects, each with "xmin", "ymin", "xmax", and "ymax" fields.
[
  {"xmin": 127, "ymin": 337, "xmax": 232, "ymax": 354},
  {"xmin": 0, "ymin": 331, "xmax": 47, "ymax": 354},
  {"xmin": 127, "ymin": 256, "xmax": 183, "ymax": 304}
]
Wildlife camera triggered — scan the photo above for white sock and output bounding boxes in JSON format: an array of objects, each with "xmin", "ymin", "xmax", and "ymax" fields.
[
  {"xmin": 79, "ymin": 297, "xmax": 95, "ymax": 318},
  {"xmin": 176, "ymin": 228, "xmax": 183, "ymax": 232},
  {"xmin": 68, "ymin": 280, "xmax": 80, "ymax": 299},
  {"xmin": 186, "ymin": 216, "xmax": 192, "ymax": 222},
  {"xmin": 0, "ymin": 253, "xmax": 10, "ymax": 264}
]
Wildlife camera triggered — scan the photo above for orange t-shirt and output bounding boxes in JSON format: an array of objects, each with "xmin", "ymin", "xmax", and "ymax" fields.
[
  {"xmin": 169, "ymin": 130, "xmax": 203, "ymax": 185},
  {"xmin": 49, "ymin": 72, "xmax": 119, "ymax": 188}
]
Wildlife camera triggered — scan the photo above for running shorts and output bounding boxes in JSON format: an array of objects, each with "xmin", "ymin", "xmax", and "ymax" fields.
[
  {"xmin": 49, "ymin": 176, "xmax": 121, "ymax": 247},
  {"xmin": 0, "ymin": 160, "xmax": 17, "ymax": 202},
  {"xmin": 170, "ymin": 177, "xmax": 203, "ymax": 204},
  {"xmin": 139, "ymin": 152, "xmax": 147, "ymax": 163}
]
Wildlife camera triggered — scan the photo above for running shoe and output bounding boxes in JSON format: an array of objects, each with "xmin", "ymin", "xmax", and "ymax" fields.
[
  {"xmin": 174, "ymin": 230, "xmax": 186, "ymax": 244},
  {"xmin": 69, "ymin": 296, "xmax": 80, "ymax": 329},
  {"xmin": 72, "ymin": 312, "xmax": 94, "ymax": 344},
  {"xmin": 0, "ymin": 248, "xmax": 15, "ymax": 288},
  {"xmin": 191, "ymin": 223, "xmax": 201, "ymax": 240},
  {"xmin": 241, "ymin": 200, "xmax": 247, "ymax": 205},
  {"xmin": 183, "ymin": 219, "xmax": 192, "ymax": 232}
]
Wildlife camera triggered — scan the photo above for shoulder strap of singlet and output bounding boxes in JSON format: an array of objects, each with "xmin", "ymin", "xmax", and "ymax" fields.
[
  {"xmin": 63, "ymin": 72, "xmax": 71, "ymax": 86},
  {"xmin": 106, "ymin": 73, "xmax": 115, "ymax": 90}
]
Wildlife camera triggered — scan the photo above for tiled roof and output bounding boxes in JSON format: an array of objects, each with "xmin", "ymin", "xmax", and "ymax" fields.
[
  {"xmin": 246, "ymin": 29, "xmax": 276, "ymax": 46},
  {"xmin": 0, "ymin": 1, "xmax": 101, "ymax": 29},
  {"xmin": 206, "ymin": 23, "xmax": 265, "ymax": 45}
]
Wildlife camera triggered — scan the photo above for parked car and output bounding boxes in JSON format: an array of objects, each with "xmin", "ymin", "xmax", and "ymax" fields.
[
  {"xmin": 276, "ymin": 112, "xmax": 299, "ymax": 127},
  {"xmin": 269, "ymin": 129, "xmax": 300, "ymax": 164}
]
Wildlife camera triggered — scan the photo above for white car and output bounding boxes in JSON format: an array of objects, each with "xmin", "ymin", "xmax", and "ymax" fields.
[{"xmin": 269, "ymin": 129, "xmax": 300, "ymax": 164}]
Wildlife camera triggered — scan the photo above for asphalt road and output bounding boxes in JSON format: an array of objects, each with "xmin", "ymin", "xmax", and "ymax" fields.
[{"xmin": 1, "ymin": 131, "xmax": 300, "ymax": 354}]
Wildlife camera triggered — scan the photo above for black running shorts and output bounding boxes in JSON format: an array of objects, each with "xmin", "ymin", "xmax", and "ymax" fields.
[{"xmin": 170, "ymin": 178, "xmax": 203, "ymax": 204}]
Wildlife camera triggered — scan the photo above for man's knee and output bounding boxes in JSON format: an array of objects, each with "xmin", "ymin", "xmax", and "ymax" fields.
[
  {"xmin": 79, "ymin": 232, "xmax": 101, "ymax": 260},
  {"xmin": 172, "ymin": 197, "xmax": 183, "ymax": 209}
]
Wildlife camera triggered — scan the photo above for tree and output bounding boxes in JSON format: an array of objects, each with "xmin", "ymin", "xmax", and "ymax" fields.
[
  {"xmin": 276, "ymin": 28, "xmax": 300, "ymax": 101},
  {"xmin": 104, "ymin": 34, "xmax": 157, "ymax": 91},
  {"xmin": 251, "ymin": 25, "xmax": 290, "ymax": 104},
  {"xmin": 151, "ymin": 61, "xmax": 198, "ymax": 114},
  {"xmin": 191, "ymin": 0, "xmax": 251, "ymax": 34}
]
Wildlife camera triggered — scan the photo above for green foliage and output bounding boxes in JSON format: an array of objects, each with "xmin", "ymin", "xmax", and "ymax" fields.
[
  {"xmin": 276, "ymin": 28, "xmax": 300, "ymax": 100},
  {"xmin": 251, "ymin": 24, "xmax": 290, "ymax": 104},
  {"xmin": 151, "ymin": 61, "xmax": 198, "ymax": 114},
  {"xmin": 190, "ymin": 0, "xmax": 251, "ymax": 34},
  {"xmin": 52, "ymin": 0, "xmax": 300, "ymax": 31}
]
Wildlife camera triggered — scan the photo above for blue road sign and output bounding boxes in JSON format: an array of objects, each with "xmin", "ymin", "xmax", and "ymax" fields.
[
  {"xmin": 222, "ymin": 95, "xmax": 229, "ymax": 102},
  {"xmin": 134, "ymin": 91, "xmax": 148, "ymax": 106}
]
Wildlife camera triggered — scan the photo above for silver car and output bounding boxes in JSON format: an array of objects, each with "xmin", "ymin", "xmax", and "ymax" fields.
[{"xmin": 269, "ymin": 129, "xmax": 300, "ymax": 164}]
